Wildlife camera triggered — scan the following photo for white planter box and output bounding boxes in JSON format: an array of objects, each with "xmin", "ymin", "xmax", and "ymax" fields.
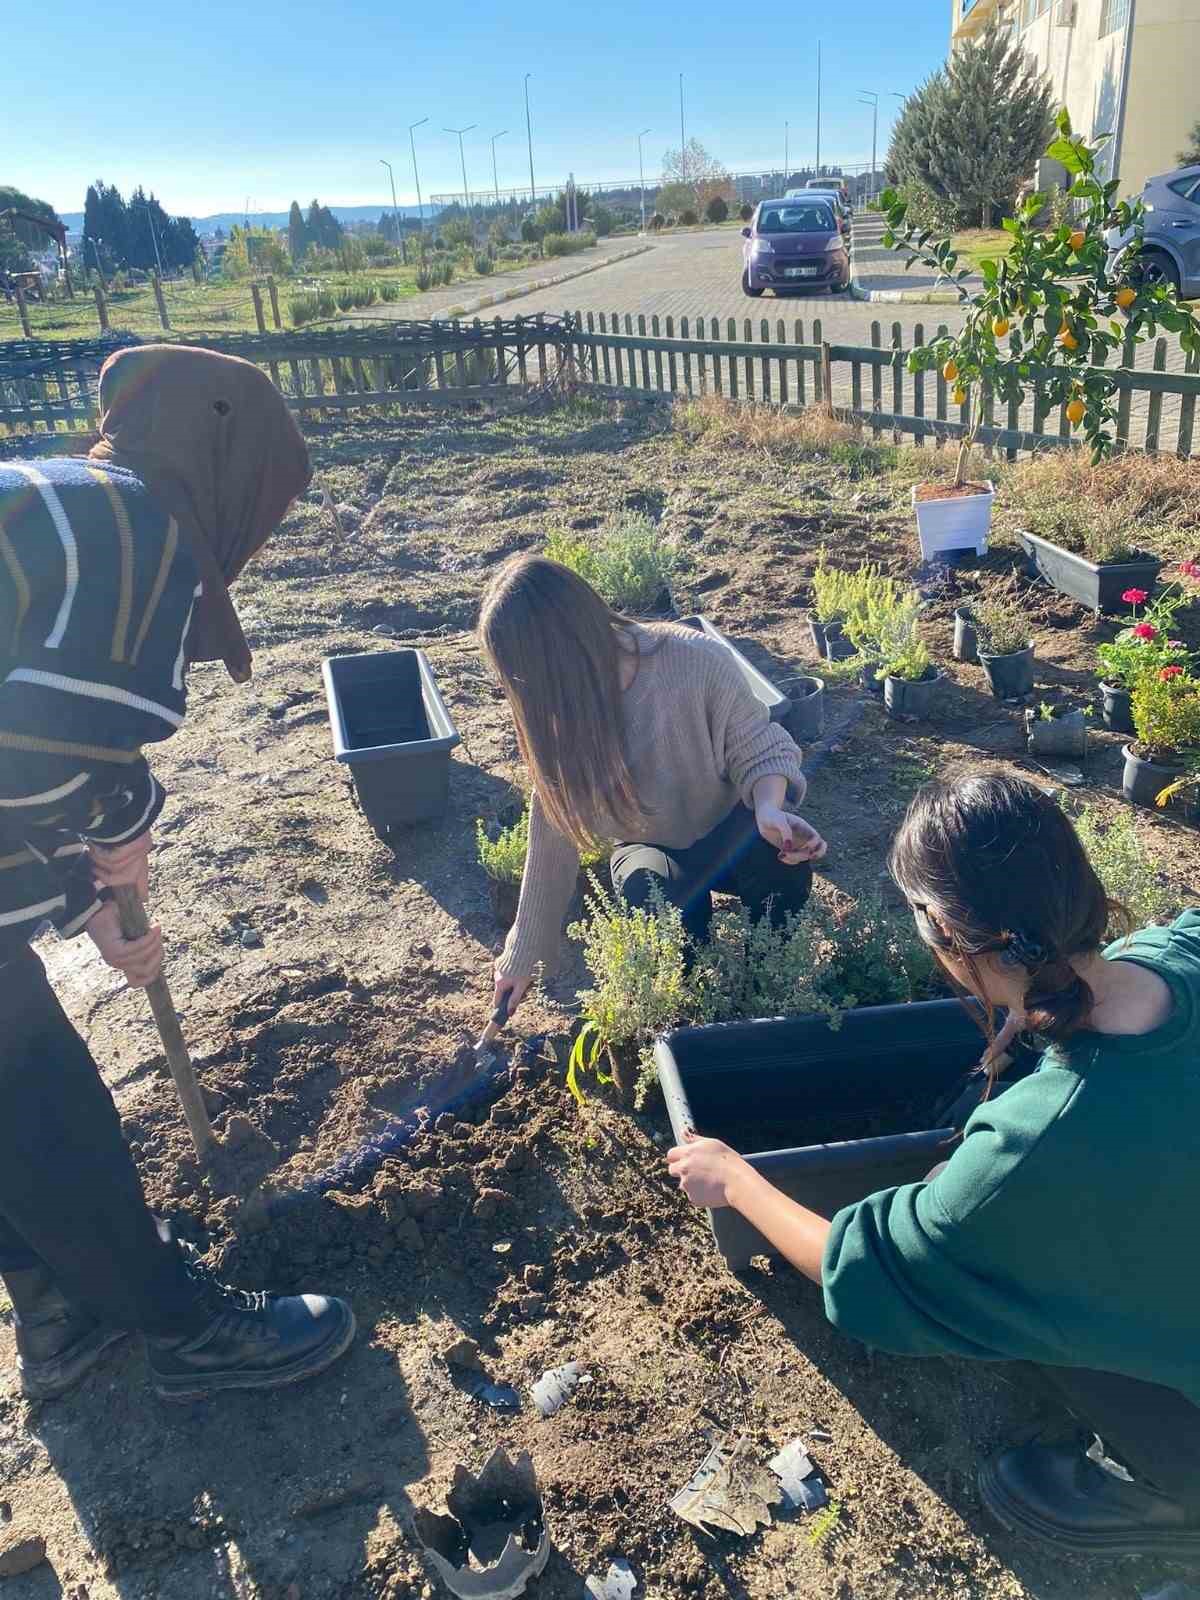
[{"xmin": 911, "ymin": 480, "xmax": 995, "ymax": 561}]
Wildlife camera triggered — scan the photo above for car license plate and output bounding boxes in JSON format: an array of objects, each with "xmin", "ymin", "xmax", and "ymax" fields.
[{"xmin": 783, "ymin": 265, "xmax": 819, "ymax": 278}]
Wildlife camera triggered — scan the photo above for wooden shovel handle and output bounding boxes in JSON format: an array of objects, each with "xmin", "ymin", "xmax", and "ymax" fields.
[{"xmin": 113, "ymin": 884, "xmax": 216, "ymax": 1159}]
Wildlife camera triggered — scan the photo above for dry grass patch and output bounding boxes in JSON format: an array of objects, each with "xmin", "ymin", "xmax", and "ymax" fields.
[
  {"xmin": 1000, "ymin": 449, "xmax": 1200, "ymax": 565},
  {"xmin": 673, "ymin": 395, "xmax": 897, "ymax": 477}
]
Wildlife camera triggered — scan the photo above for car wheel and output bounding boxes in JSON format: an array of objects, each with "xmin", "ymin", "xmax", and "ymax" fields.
[
  {"xmin": 1133, "ymin": 249, "xmax": 1181, "ymax": 296},
  {"xmin": 742, "ymin": 270, "xmax": 764, "ymax": 298}
]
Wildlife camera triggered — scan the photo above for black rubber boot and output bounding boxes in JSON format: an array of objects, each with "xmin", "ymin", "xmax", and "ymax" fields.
[
  {"xmin": 2, "ymin": 1265, "xmax": 129, "ymax": 1401},
  {"xmin": 146, "ymin": 1246, "xmax": 355, "ymax": 1402},
  {"xmin": 980, "ymin": 1437, "xmax": 1200, "ymax": 1559}
]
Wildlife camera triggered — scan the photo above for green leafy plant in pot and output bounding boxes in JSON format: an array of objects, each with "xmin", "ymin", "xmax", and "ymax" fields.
[
  {"xmin": 1096, "ymin": 580, "xmax": 1193, "ymax": 735},
  {"xmin": 879, "ymin": 112, "xmax": 1200, "ymax": 566},
  {"xmin": 883, "ymin": 636, "xmax": 938, "ymax": 720},
  {"xmin": 1126, "ymin": 667, "xmax": 1200, "ymax": 812},
  {"xmin": 476, "ymin": 810, "xmax": 529, "ymax": 929},
  {"xmin": 1025, "ymin": 699, "xmax": 1090, "ymax": 758}
]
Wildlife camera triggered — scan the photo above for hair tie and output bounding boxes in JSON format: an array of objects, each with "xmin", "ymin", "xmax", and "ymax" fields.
[{"xmin": 1006, "ymin": 929, "xmax": 1047, "ymax": 969}]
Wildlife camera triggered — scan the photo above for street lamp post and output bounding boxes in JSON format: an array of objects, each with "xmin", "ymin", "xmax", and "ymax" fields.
[
  {"xmin": 637, "ymin": 127, "xmax": 651, "ymax": 233},
  {"xmin": 490, "ymin": 130, "xmax": 508, "ymax": 208},
  {"xmin": 678, "ymin": 73, "xmax": 686, "ymax": 175},
  {"xmin": 859, "ymin": 92, "xmax": 879, "ymax": 200},
  {"xmin": 445, "ymin": 124, "xmax": 478, "ymax": 213},
  {"xmin": 380, "ymin": 157, "xmax": 404, "ymax": 262},
  {"xmin": 815, "ymin": 41, "xmax": 822, "ymax": 174},
  {"xmin": 409, "ymin": 117, "xmax": 429, "ymax": 235},
  {"xmin": 138, "ymin": 201, "xmax": 164, "ymax": 278},
  {"xmin": 784, "ymin": 120, "xmax": 789, "ymax": 188},
  {"xmin": 525, "ymin": 75, "xmax": 536, "ymax": 208}
]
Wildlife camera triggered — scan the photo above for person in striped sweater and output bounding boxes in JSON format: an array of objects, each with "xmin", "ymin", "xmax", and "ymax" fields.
[{"xmin": 0, "ymin": 346, "xmax": 355, "ymax": 1403}]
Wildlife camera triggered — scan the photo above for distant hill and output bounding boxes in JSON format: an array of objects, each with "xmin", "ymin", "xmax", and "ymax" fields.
[{"xmin": 59, "ymin": 203, "xmax": 435, "ymax": 234}]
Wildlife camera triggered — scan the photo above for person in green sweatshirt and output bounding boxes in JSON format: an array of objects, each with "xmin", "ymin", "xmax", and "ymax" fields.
[{"xmin": 668, "ymin": 772, "xmax": 1200, "ymax": 1559}]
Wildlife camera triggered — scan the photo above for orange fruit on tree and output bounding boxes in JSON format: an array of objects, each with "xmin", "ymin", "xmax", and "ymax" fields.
[
  {"xmin": 992, "ymin": 317, "xmax": 1010, "ymax": 337},
  {"xmin": 942, "ymin": 359, "xmax": 959, "ymax": 382},
  {"xmin": 1068, "ymin": 229, "xmax": 1086, "ymax": 252},
  {"xmin": 952, "ymin": 385, "xmax": 967, "ymax": 406},
  {"xmin": 1059, "ymin": 328, "xmax": 1079, "ymax": 351},
  {"xmin": 1115, "ymin": 286, "xmax": 1136, "ymax": 310},
  {"xmin": 1066, "ymin": 397, "xmax": 1085, "ymax": 426}
]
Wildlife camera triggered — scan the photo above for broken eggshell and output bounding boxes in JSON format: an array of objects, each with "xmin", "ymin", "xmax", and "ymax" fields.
[
  {"xmin": 530, "ymin": 1360, "xmax": 584, "ymax": 1418},
  {"xmin": 584, "ymin": 1557, "xmax": 638, "ymax": 1600},
  {"xmin": 414, "ymin": 1447, "xmax": 551, "ymax": 1600}
]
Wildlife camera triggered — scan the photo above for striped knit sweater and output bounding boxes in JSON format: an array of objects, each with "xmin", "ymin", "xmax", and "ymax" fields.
[
  {"xmin": 0, "ymin": 458, "xmax": 199, "ymax": 962},
  {"xmin": 497, "ymin": 624, "xmax": 808, "ymax": 979}
]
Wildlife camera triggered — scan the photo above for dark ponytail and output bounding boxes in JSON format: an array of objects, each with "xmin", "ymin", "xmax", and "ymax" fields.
[{"xmin": 890, "ymin": 774, "xmax": 1129, "ymax": 1056}]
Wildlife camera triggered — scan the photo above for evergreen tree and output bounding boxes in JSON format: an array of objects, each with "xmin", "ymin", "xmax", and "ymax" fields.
[
  {"xmin": 887, "ymin": 23, "xmax": 1055, "ymax": 226},
  {"xmin": 305, "ymin": 199, "xmax": 342, "ymax": 251},
  {"xmin": 288, "ymin": 200, "xmax": 308, "ymax": 263},
  {"xmin": 1178, "ymin": 122, "xmax": 1200, "ymax": 166}
]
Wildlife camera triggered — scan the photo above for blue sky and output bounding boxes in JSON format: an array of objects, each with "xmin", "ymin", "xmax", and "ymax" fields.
[{"xmin": 11, "ymin": 0, "xmax": 948, "ymax": 219}]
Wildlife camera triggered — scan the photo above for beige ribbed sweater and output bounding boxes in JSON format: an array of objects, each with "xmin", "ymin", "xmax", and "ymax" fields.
[{"xmin": 497, "ymin": 624, "xmax": 808, "ymax": 978}]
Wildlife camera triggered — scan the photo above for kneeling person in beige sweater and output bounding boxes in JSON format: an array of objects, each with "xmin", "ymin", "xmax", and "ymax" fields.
[{"xmin": 480, "ymin": 555, "xmax": 827, "ymax": 1015}]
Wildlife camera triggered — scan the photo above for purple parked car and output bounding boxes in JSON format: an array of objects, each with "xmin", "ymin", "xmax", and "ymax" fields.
[{"xmin": 741, "ymin": 198, "xmax": 850, "ymax": 297}]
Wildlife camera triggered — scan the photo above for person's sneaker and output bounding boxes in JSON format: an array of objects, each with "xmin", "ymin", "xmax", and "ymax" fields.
[
  {"xmin": 980, "ymin": 1437, "xmax": 1200, "ymax": 1559},
  {"xmin": 2, "ymin": 1265, "xmax": 129, "ymax": 1401},
  {"xmin": 146, "ymin": 1246, "xmax": 355, "ymax": 1402}
]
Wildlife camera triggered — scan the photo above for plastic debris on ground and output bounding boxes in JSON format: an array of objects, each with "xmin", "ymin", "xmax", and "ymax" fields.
[
  {"xmin": 442, "ymin": 1336, "xmax": 520, "ymax": 1413},
  {"xmin": 584, "ymin": 1556, "xmax": 638, "ymax": 1599},
  {"xmin": 669, "ymin": 1432, "xmax": 782, "ymax": 1537},
  {"xmin": 530, "ymin": 1360, "xmax": 585, "ymax": 1418},
  {"xmin": 768, "ymin": 1439, "xmax": 829, "ymax": 1514},
  {"xmin": 413, "ymin": 1447, "xmax": 550, "ymax": 1600}
]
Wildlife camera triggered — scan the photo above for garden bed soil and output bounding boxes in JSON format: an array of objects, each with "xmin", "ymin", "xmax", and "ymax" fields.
[
  {"xmin": 3, "ymin": 398, "xmax": 1198, "ymax": 1600},
  {"xmin": 914, "ymin": 480, "xmax": 992, "ymax": 502}
]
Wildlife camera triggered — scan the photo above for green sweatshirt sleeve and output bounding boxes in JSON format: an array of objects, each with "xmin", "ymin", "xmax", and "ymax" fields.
[{"xmin": 821, "ymin": 1069, "xmax": 1082, "ymax": 1364}]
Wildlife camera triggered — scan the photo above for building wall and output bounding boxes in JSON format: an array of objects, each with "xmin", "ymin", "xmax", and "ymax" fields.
[{"xmin": 952, "ymin": 0, "xmax": 1200, "ymax": 193}]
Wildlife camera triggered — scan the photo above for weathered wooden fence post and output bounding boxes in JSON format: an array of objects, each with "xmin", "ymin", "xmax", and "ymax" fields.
[
  {"xmin": 152, "ymin": 272, "xmax": 171, "ymax": 330},
  {"xmin": 14, "ymin": 286, "xmax": 32, "ymax": 340},
  {"xmin": 821, "ymin": 342, "xmax": 834, "ymax": 415},
  {"xmin": 250, "ymin": 282, "xmax": 267, "ymax": 334},
  {"xmin": 267, "ymin": 277, "xmax": 282, "ymax": 329},
  {"xmin": 94, "ymin": 282, "xmax": 110, "ymax": 332}
]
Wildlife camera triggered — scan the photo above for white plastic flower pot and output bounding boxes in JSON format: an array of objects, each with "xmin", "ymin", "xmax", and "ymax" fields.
[{"xmin": 911, "ymin": 481, "xmax": 995, "ymax": 562}]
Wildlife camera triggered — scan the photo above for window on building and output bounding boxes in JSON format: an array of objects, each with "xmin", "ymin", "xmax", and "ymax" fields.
[
  {"xmin": 1098, "ymin": 0, "xmax": 1129, "ymax": 36},
  {"xmin": 1021, "ymin": 0, "xmax": 1035, "ymax": 25}
]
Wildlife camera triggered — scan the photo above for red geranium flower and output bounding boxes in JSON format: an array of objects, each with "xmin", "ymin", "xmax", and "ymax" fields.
[
  {"xmin": 1180, "ymin": 560, "xmax": 1200, "ymax": 581},
  {"xmin": 1133, "ymin": 623, "xmax": 1158, "ymax": 640},
  {"xmin": 1122, "ymin": 587, "xmax": 1149, "ymax": 605},
  {"xmin": 1160, "ymin": 665, "xmax": 1184, "ymax": 680}
]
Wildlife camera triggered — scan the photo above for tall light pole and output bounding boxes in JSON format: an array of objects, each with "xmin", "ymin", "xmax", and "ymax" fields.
[
  {"xmin": 815, "ymin": 43, "xmax": 822, "ymax": 175},
  {"xmin": 679, "ymin": 73, "xmax": 686, "ymax": 176},
  {"xmin": 380, "ymin": 157, "xmax": 403, "ymax": 258},
  {"xmin": 784, "ymin": 120, "xmax": 790, "ymax": 187},
  {"xmin": 490, "ymin": 130, "xmax": 508, "ymax": 207},
  {"xmin": 445, "ymin": 124, "xmax": 477, "ymax": 212},
  {"xmin": 409, "ymin": 116, "xmax": 429, "ymax": 233},
  {"xmin": 637, "ymin": 127, "xmax": 651, "ymax": 233},
  {"xmin": 138, "ymin": 200, "xmax": 164, "ymax": 278},
  {"xmin": 525, "ymin": 75, "xmax": 536, "ymax": 207},
  {"xmin": 859, "ymin": 92, "xmax": 879, "ymax": 200}
]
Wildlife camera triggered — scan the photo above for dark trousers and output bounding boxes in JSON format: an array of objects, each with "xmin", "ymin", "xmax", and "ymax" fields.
[
  {"xmin": 610, "ymin": 802, "xmax": 813, "ymax": 943},
  {"xmin": 1032, "ymin": 1362, "xmax": 1200, "ymax": 1510},
  {"xmin": 0, "ymin": 946, "xmax": 200, "ymax": 1338}
]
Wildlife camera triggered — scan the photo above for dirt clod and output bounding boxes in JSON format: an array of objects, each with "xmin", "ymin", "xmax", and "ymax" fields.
[{"xmin": 0, "ymin": 1528, "xmax": 47, "ymax": 1577}]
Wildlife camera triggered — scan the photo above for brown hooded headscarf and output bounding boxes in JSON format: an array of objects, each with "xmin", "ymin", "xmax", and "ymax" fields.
[{"xmin": 89, "ymin": 344, "xmax": 312, "ymax": 683}]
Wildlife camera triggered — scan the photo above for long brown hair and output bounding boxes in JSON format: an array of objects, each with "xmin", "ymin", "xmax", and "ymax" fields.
[
  {"xmin": 889, "ymin": 773, "xmax": 1128, "ymax": 1053},
  {"xmin": 478, "ymin": 554, "xmax": 643, "ymax": 850}
]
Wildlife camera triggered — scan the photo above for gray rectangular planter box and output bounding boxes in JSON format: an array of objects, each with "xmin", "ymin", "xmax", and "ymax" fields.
[
  {"xmin": 323, "ymin": 649, "xmax": 460, "ymax": 833},
  {"xmin": 655, "ymin": 1000, "xmax": 984, "ymax": 1269},
  {"xmin": 1018, "ymin": 529, "xmax": 1162, "ymax": 614},
  {"xmin": 678, "ymin": 614, "xmax": 791, "ymax": 726}
]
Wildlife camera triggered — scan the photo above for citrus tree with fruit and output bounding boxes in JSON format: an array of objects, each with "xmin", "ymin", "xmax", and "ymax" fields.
[{"xmin": 878, "ymin": 111, "xmax": 1200, "ymax": 482}]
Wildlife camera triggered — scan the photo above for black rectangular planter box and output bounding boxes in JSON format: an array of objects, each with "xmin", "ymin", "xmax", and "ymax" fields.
[
  {"xmin": 322, "ymin": 649, "xmax": 461, "ymax": 833},
  {"xmin": 1018, "ymin": 529, "xmax": 1162, "ymax": 615},
  {"xmin": 655, "ymin": 1000, "xmax": 984, "ymax": 1269},
  {"xmin": 678, "ymin": 615, "xmax": 792, "ymax": 728}
]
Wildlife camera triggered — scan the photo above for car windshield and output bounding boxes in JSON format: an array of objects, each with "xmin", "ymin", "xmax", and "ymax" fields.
[{"xmin": 758, "ymin": 205, "xmax": 834, "ymax": 234}]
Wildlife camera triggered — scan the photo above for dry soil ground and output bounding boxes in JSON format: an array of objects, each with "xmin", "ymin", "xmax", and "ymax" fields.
[{"xmin": 1, "ymin": 395, "xmax": 1197, "ymax": 1600}]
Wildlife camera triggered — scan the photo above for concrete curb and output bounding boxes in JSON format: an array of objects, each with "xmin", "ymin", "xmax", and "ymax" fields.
[
  {"xmin": 429, "ymin": 243, "xmax": 653, "ymax": 321},
  {"xmin": 864, "ymin": 286, "xmax": 964, "ymax": 305}
]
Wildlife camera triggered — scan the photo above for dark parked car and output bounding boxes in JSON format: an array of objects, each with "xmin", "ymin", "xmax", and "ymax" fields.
[
  {"xmin": 741, "ymin": 198, "xmax": 850, "ymax": 296},
  {"xmin": 1105, "ymin": 163, "xmax": 1200, "ymax": 299}
]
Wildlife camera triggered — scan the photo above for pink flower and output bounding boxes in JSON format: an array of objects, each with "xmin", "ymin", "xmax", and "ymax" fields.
[
  {"xmin": 1170, "ymin": 640, "xmax": 1186, "ymax": 650},
  {"xmin": 1180, "ymin": 560, "xmax": 1200, "ymax": 581},
  {"xmin": 1133, "ymin": 623, "xmax": 1158, "ymax": 640},
  {"xmin": 1122, "ymin": 587, "xmax": 1149, "ymax": 605},
  {"xmin": 1160, "ymin": 666, "xmax": 1184, "ymax": 680}
]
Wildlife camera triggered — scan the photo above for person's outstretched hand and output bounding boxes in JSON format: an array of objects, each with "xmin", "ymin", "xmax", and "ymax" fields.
[
  {"xmin": 492, "ymin": 970, "xmax": 533, "ymax": 1018},
  {"xmin": 666, "ymin": 1131, "xmax": 753, "ymax": 1210},
  {"xmin": 754, "ymin": 804, "xmax": 828, "ymax": 866},
  {"xmin": 87, "ymin": 900, "xmax": 163, "ymax": 988}
]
